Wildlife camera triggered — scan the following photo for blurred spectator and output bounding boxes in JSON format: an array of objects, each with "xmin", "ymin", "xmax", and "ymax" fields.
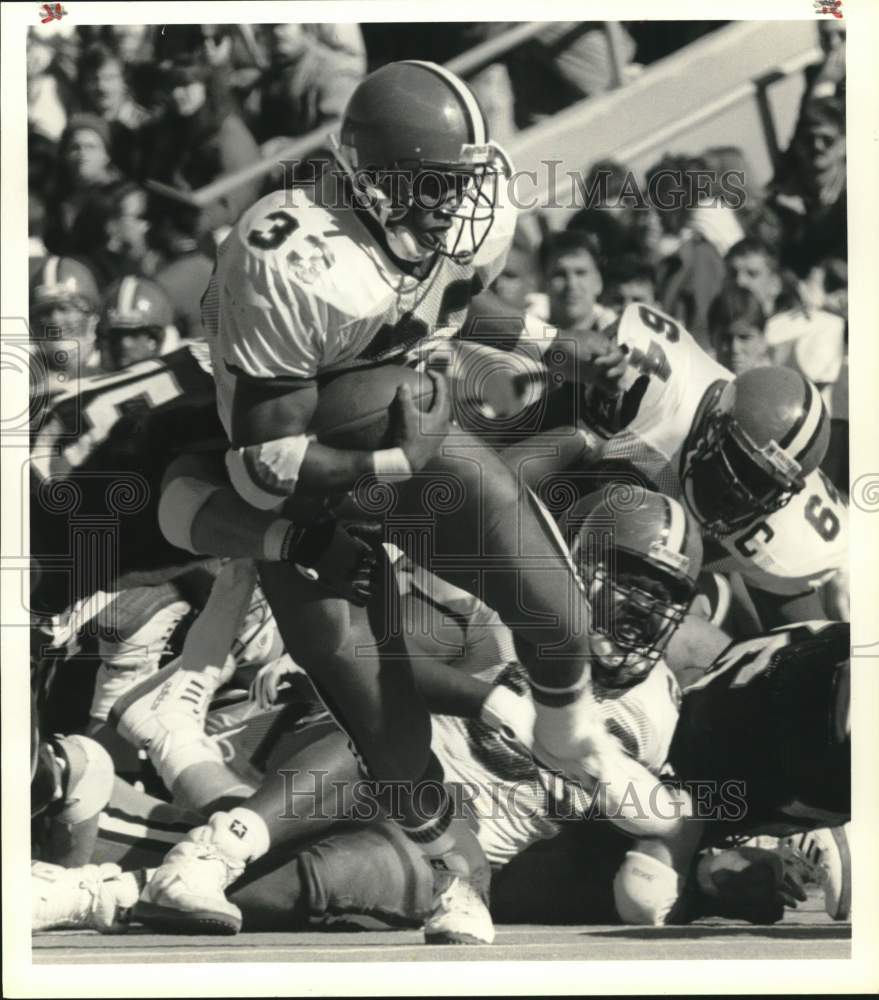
[
  {"xmin": 138, "ymin": 57, "xmax": 262, "ymax": 236},
  {"xmin": 489, "ymin": 244, "xmax": 541, "ymax": 315},
  {"xmin": 75, "ymin": 25, "xmax": 159, "ymax": 110},
  {"xmin": 43, "ymin": 114, "xmax": 123, "ymax": 255},
  {"xmin": 723, "ymin": 237, "xmax": 845, "ymax": 404},
  {"xmin": 708, "ymin": 285, "xmax": 769, "ymax": 375},
  {"xmin": 73, "ymin": 181, "xmax": 162, "ymax": 286},
  {"xmin": 28, "ymin": 28, "xmax": 77, "ymax": 144},
  {"xmin": 567, "ymin": 160, "xmax": 662, "ymax": 266},
  {"xmin": 802, "ymin": 19, "xmax": 845, "ymax": 108},
  {"xmin": 505, "ymin": 23, "xmax": 639, "ymax": 129},
  {"xmin": 763, "ymin": 96, "xmax": 846, "ymax": 278},
  {"xmin": 600, "ymin": 254, "xmax": 657, "ymax": 313},
  {"xmin": 648, "ymin": 153, "xmax": 744, "ymax": 353},
  {"xmin": 77, "ymin": 43, "xmax": 152, "ymax": 175},
  {"xmin": 30, "ymin": 195, "xmax": 48, "ymax": 260},
  {"xmin": 255, "ymin": 24, "xmax": 366, "ymax": 149},
  {"xmin": 540, "ymin": 230, "xmax": 615, "ymax": 333},
  {"xmin": 97, "ymin": 276, "xmax": 179, "ymax": 372},
  {"xmin": 725, "ymin": 238, "xmax": 786, "ymax": 317}
]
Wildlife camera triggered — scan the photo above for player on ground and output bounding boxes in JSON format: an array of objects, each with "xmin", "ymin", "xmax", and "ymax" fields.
[
  {"xmin": 33, "ymin": 489, "xmax": 698, "ymax": 933},
  {"xmin": 33, "ymin": 500, "xmax": 850, "ymax": 932}
]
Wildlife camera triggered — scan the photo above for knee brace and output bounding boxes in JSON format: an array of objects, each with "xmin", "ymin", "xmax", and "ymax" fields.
[{"xmin": 52, "ymin": 735, "xmax": 115, "ymax": 825}]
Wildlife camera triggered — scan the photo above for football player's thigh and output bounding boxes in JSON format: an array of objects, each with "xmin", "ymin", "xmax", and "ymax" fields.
[
  {"xmin": 257, "ymin": 554, "xmax": 432, "ymax": 782},
  {"xmin": 397, "ymin": 427, "xmax": 587, "ymax": 652},
  {"xmin": 229, "ymin": 821, "xmax": 431, "ymax": 931}
]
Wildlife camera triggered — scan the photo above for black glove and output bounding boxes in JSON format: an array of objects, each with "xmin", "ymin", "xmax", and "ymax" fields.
[{"xmin": 281, "ymin": 519, "xmax": 382, "ymax": 606}]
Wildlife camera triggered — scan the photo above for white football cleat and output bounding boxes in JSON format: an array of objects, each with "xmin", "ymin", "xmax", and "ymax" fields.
[
  {"xmin": 782, "ymin": 825, "xmax": 851, "ymax": 920},
  {"xmin": 90, "ymin": 600, "xmax": 190, "ymax": 722},
  {"xmin": 32, "ymin": 861, "xmax": 140, "ymax": 934},
  {"xmin": 109, "ymin": 657, "xmax": 224, "ymax": 788},
  {"xmin": 422, "ymin": 820, "xmax": 495, "ymax": 945},
  {"xmin": 134, "ymin": 811, "xmax": 266, "ymax": 935},
  {"xmin": 424, "ymin": 871, "xmax": 495, "ymax": 945}
]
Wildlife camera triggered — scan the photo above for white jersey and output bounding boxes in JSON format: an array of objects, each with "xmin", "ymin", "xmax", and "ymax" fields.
[
  {"xmin": 431, "ymin": 660, "xmax": 681, "ymax": 867},
  {"xmin": 202, "ymin": 170, "xmax": 517, "ymax": 436},
  {"xmin": 596, "ymin": 304, "xmax": 847, "ymax": 596}
]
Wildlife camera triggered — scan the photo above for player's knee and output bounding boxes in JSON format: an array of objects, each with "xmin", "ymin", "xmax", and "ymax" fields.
[
  {"xmin": 613, "ymin": 850, "xmax": 683, "ymax": 926},
  {"xmin": 52, "ymin": 735, "xmax": 115, "ymax": 825},
  {"xmin": 297, "ymin": 822, "xmax": 431, "ymax": 927},
  {"xmin": 158, "ymin": 454, "xmax": 226, "ymax": 554}
]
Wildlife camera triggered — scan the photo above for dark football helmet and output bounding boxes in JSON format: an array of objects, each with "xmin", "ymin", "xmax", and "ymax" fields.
[
  {"xmin": 681, "ymin": 366, "xmax": 830, "ymax": 538},
  {"xmin": 563, "ymin": 486, "xmax": 703, "ymax": 689},
  {"xmin": 330, "ymin": 60, "xmax": 509, "ymax": 263}
]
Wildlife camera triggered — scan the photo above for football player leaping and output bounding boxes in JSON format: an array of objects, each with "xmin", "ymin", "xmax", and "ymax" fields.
[{"xmin": 131, "ymin": 62, "xmax": 690, "ymax": 941}]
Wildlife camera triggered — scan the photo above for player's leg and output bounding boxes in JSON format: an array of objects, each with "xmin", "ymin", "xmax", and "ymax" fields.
[
  {"xmin": 134, "ymin": 551, "xmax": 493, "ymax": 940},
  {"xmin": 111, "ymin": 559, "xmax": 264, "ymax": 812},
  {"xmin": 392, "ymin": 427, "xmax": 688, "ymax": 835},
  {"xmin": 256, "ymin": 553, "xmax": 494, "ymax": 943},
  {"xmin": 229, "ymin": 821, "xmax": 432, "ymax": 932}
]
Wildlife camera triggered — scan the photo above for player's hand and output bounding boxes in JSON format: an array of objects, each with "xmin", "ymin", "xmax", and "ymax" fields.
[
  {"xmin": 393, "ymin": 370, "xmax": 451, "ymax": 471},
  {"xmin": 249, "ymin": 655, "xmax": 297, "ymax": 710},
  {"xmin": 548, "ymin": 329, "xmax": 628, "ymax": 392},
  {"xmin": 480, "ymin": 684, "xmax": 536, "ymax": 749},
  {"xmin": 286, "ymin": 519, "xmax": 381, "ymax": 605},
  {"xmin": 696, "ymin": 846, "xmax": 802, "ymax": 924}
]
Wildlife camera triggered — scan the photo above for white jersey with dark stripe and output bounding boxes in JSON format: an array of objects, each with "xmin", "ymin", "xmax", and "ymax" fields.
[
  {"xmin": 431, "ymin": 660, "xmax": 681, "ymax": 867},
  {"xmin": 201, "ymin": 170, "xmax": 517, "ymax": 436},
  {"xmin": 594, "ymin": 304, "xmax": 847, "ymax": 596}
]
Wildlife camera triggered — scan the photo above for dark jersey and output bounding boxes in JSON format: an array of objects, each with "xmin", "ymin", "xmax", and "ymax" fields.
[
  {"xmin": 670, "ymin": 620, "xmax": 850, "ymax": 841},
  {"xmin": 30, "ymin": 344, "xmax": 226, "ymax": 617}
]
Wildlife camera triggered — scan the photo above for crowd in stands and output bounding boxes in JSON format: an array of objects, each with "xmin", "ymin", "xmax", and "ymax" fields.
[{"xmin": 27, "ymin": 19, "xmax": 847, "ymax": 488}]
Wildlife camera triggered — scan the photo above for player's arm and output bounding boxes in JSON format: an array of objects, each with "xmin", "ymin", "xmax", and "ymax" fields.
[
  {"xmin": 159, "ymin": 451, "xmax": 381, "ymax": 605},
  {"xmin": 227, "ymin": 370, "xmax": 450, "ymax": 503},
  {"xmin": 746, "ymin": 585, "xmax": 828, "ymax": 630},
  {"xmin": 411, "ymin": 659, "xmax": 536, "ymax": 745}
]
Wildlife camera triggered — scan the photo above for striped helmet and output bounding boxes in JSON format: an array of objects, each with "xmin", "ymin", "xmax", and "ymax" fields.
[
  {"xmin": 563, "ymin": 487, "xmax": 703, "ymax": 689},
  {"xmin": 99, "ymin": 275, "xmax": 173, "ymax": 334},
  {"xmin": 330, "ymin": 60, "xmax": 507, "ymax": 263},
  {"xmin": 30, "ymin": 256, "xmax": 100, "ymax": 315},
  {"xmin": 682, "ymin": 366, "xmax": 830, "ymax": 538}
]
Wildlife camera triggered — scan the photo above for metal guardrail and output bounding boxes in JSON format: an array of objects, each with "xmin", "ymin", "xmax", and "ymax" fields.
[{"xmin": 147, "ymin": 21, "xmax": 555, "ymax": 210}]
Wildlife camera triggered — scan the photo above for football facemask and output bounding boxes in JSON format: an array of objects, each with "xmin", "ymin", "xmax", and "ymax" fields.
[
  {"xmin": 683, "ymin": 410, "xmax": 806, "ymax": 538},
  {"xmin": 582, "ymin": 553, "xmax": 695, "ymax": 690},
  {"xmin": 331, "ymin": 135, "xmax": 503, "ymax": 264}
]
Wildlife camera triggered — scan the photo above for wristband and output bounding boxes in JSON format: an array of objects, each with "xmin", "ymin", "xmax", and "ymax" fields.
[
  {"xmin": 262, "ymin": 518, "xmax": 296, "ymax": 561},
  {"xmin": 372, "ymin": 447, "xmax": 413, "ymax": 482}
]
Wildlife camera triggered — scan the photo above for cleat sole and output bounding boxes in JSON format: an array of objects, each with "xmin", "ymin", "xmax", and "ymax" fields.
[{"xmin": 133, "ymin": 899, "xmax": 242, "ymax": 935}]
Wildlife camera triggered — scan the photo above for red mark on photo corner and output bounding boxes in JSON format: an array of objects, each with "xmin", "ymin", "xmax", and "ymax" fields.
[
  {"xmin": 39, "ymin": 2, "xmax": 67, "ymax": 22},
  {"xmin": 814, "ymin": 0, "xmax": 843, "ymax": 18}
]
